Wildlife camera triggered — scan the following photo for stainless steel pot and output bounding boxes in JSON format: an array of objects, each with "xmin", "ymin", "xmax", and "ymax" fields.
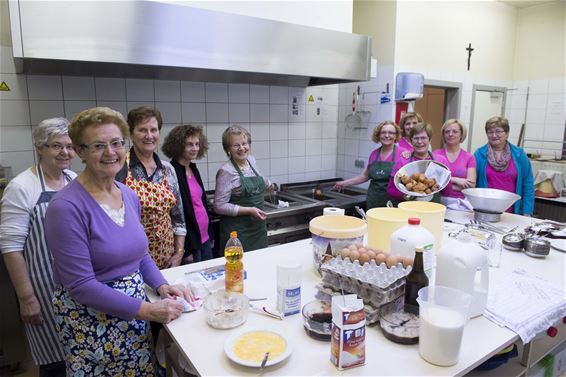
[{"xmin": 524, "ymin": 237, "xmax": 550, "ymax": 258}]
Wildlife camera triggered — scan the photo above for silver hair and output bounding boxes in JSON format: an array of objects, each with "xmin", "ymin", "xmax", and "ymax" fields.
[{"xmin": 32, "ymin": 117, "xmax": 70, "ymax": 148}]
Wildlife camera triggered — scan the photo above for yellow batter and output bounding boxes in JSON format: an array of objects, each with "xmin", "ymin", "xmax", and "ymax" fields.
[{"xmin": 232, "ymin": 331, "xmax": 286, "ymax": 362}]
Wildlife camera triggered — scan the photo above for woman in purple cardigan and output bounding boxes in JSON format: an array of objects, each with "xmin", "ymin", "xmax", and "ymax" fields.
[{"xmin": 45, "ymin": 107, "xmax": 192, "ymax": 376}]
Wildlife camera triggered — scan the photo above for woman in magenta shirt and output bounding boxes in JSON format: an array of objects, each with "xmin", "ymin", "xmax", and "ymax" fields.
[
  {"xmin": 335, "ymin": 120, "xmax": 403, "ymax": 209},
  {"xmin": 433, "ymin": 119, "xmax": 476, "ymax": 208},
  {"xmin": 387, "ymin": 123, "xmax": 449, "ymax": 205},
  {"xmin": 162, "ymin": 125, "xmax": 213, "ymax": 262},
  {"xmin": 397, "ymin": 112, "xmax": 423, "ymax": 152}
]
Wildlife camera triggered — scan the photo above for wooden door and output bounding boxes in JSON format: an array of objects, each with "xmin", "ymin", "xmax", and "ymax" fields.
[{"xmin": 414, "ymin": 87, "xmax": 446, "ymax": 150}]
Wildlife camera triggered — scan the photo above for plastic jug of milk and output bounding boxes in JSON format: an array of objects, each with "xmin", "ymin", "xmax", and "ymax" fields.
[
  {"xmin": 435, "ymin": 238, "xmax": 489, "ymax": 318},
  {"xmin": 390, "ymin": 217, "xmax": 435, "ymax": 277}
]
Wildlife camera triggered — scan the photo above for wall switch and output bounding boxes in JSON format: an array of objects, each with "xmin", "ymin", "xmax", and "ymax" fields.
[{"xmin": 354, "ymin": 159, "xmax": 365, "ymax": 168}]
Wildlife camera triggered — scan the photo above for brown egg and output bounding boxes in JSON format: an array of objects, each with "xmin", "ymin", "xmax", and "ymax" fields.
[
  {"xmin": 341, "ymin": 248, "xmax": 351, "ymax": 259},
  {"xmin": 349, "ymin": 244, "xmax": 358, "ymax": 251},
  {"xmin": 396, "ymin": 255, "xmax": 404, "ymax": 264},
  {"xmin": 375, "ymin": 253, "xmax": 387, "ymax": 265},
  {"xmin": 367, "ymin": 250, "xmax": 377, "ymax": 260},
  {"xmin": 402, "ymin": 256, "xmax": 414, "ymax": 267},
  {"xmin": 381, "ymin": 250, "xmax": 390, "ymax": 257},
  {"xmin": 358, "ymin": 247, "xmax": 367, "ymax": 255},
  {"xmin": 386, "ymin": 255, "xmax": 398, "ymax": 268},
  {"xmin": 359, "ymin": 253, "xmax": 370, "ymax": 265},
  {"xmin": 349, "ymin": 250, "xmax": 360, "ymax": 261}
]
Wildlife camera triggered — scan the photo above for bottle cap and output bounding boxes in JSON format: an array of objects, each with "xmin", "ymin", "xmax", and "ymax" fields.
[
  {"xmin": 230, "ymin": 231, "xmax": 238, "ymax": 238},
  {"xmin": 408, "ymin": 217, "xmax": 420, "ymax": 225}
]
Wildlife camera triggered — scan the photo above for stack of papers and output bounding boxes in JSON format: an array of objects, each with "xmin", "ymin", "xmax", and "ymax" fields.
[{"xmin": 484, "ymin": 269, "xmax": 566, "ymax": 343}]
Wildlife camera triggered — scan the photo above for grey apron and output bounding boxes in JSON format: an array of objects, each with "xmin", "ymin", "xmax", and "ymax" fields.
[{"xmin": 22, "ymin": 165, "xmax": 69, "ymax": 364}]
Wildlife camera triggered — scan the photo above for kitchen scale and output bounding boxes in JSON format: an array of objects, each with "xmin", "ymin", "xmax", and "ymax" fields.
[
  {"xmin": 463, "ymin": 188, "xmax": 521, "ymax": 223},
  {"xmin": 473, "ymin": 209, "xmax": 503, "ymax": 223}
]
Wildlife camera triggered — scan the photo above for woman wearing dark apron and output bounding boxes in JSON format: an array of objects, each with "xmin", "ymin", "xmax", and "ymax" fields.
[
  {"xmin": 387, "ymin": 123, "xmax": 450, "ymax": 204},
  {"xmin": 214, "ymin": 126, "xmax": 275, "ymax": 252},
  {"xmin": 335, "ymin": 121, "xmax": 402, "ymax": 210},
  {"xmin": 0, "ymin": 118, "xmax": 76, "ymax": 377}
]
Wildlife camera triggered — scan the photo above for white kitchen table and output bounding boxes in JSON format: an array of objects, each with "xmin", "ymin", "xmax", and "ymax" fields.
[{"xmin": 148, "ymin": 211, "xmax": 565, "ymax": 376}]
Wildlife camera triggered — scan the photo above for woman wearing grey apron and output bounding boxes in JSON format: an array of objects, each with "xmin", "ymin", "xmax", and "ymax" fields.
[
  {"xmin": 214, "ymin": 126, "xmax": 275, "ymax": 252},
  {"xmin": 335, "ymin": 121, "xmax": 402, "ymax": 209},
  {"xmin": 0, "ymin": 118, "xmax": 76, "ymax": 377},
  {"xmin": 387, "ymin": 123, "xmax": 450, "ymax": 204}
]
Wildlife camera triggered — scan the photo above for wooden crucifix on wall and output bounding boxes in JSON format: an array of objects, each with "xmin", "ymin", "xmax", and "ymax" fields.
[{"xmin": 466, "ymin": 43, "xmax": 474, "ymax": 71}]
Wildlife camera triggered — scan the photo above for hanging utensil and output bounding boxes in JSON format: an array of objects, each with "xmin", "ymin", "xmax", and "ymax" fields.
[{"xmin": 345, "ymin": 91, "xmax": 363, "ymax": 129}]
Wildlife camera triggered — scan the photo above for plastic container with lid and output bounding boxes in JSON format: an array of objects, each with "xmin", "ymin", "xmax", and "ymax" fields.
[
  {"xmin": 276, "ymin": 263, "xmax": 302, "ymax": 316},
  {"xmin": 367, "ymin": 208, "xmax": 414, "ymax": 252},
  {"xmin": 309, "ymin": 215, "xmax": 366, "ymax": 274},
  {"xmin": 398, "ymin": 201, "xmax": 446, "ymax": 251},
  {"xmin": 390, "ymin": 217, "xmax": 435, "ymax": 278}
]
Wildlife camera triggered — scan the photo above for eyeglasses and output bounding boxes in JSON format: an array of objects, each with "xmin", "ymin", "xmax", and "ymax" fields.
[
  {"xmin": 231, "ymin": 142, "xmax": 249, "ymax": 150},
  {"xmin": 80, "ymin": 139, "xmax": 126, "ymax": 152},
  {"xmin": 411, "ymin": 136, "xmax": 429, "ymax": 143},
  {"xmin": 44, "ymin": 143, "xmax": 74, "ymax": 152},
  {"xmin": 487, "ymin": 129, "xmax": 506, "ymax": 136},
  {"xmin": 380, "ymin": 131, "xmax": 396, "ymax": 136}
]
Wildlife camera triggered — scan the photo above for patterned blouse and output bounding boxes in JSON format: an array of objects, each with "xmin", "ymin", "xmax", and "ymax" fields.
[{"xmin": 116, "ymin": 148, "xmax": 186, "ymax": 236}]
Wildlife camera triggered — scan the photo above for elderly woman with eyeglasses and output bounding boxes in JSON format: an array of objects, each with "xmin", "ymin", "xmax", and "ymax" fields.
[
  {"xmin": 474, "ymin": 116, "xmax": 534, "ymax": 215},
  {"xmin": 335, "ymin": 120, "xmax": 403, "ymax": 209},
  {"xmin": 44, "ymin": 107, "xmax": 192, "ymax": 376},
  {"xmin": 387, "ymin": 123, "xmax": 449, "ymax": 204},
  {"xmin": 214, "ymin": 125, "xmax": 275, "ymax": 252},
  {"xmin": 162, "ymin": 125, "xmax": 213, "ymax": 263},
  {"xmin": 116, "ymin": 106, "xmax": 186, "ymax": 269},
  {"xmin": 0, "ymin": 118, "xmax": 76, "ymax": 377},
  {"xmin": 433, "ymin": 119, "xmax": 476, "ymax": 209}
]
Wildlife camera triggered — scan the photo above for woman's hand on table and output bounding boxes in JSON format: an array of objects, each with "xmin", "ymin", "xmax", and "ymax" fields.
[
  {"xmin": 18, "ymin": 294, "xmax": 44, "ymax": 325},
  {"xmin": 243, "ymin": 206, "xmax": 267, "ymax": 220},
  {"xmin": 138, "ymin": 299, "xmax": 183, "ymax": 323},
  {"xmin": 157, "ymin": 283, "xmax": 196, "ymax": 302}
]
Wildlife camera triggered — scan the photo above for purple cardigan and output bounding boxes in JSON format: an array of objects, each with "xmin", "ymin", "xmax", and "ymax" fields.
[{"xmin": 45, "ymin": 180, "xmax": 167, "ymax": 320}]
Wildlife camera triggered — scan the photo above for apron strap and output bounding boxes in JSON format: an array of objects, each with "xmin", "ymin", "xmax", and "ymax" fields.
[{"xmin": 36, "ymin": 164, "xmax": 48, "ymax": 192}]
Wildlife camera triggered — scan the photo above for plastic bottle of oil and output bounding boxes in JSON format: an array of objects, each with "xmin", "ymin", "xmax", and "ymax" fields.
[{"xmin": 224, "ymin": 231, "xmax": 244, "ymax": 293}]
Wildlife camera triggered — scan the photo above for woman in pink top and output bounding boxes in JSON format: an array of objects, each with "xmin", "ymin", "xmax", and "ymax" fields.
[
  {"xmin": 433, "ymin": 119, "xmax": 476, "ymax": 206},
  {"xmin": 397, "ymin": 112, "xmax": 423, "ymax": 152},
  {"xmin": 335, "ymin": 121, "xmax": 403, "ymax": 209},
  {"xmin": 387, "ymin": 123, "xmax": 449, "ymax": 205},
  {"xmin": 162, "ymin": 125, "xmax": 213, "ymax": 263}
]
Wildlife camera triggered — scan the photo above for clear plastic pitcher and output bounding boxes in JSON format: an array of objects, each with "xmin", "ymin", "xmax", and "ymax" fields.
[{"xmin": 417, "ymin": 286, "xmax": 472, "ymax": 366}]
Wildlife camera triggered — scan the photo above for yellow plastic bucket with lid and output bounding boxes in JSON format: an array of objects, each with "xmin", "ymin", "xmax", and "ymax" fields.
[
  {"xmin": 309, "ymin": 215, "xmax": 366, "ymax": 274},
  {"xmin": 366, "ymin": 208, "xmax": 414, "ymax": 252},
  {"xmin": 398, "ymin": 201, "xmax": 446, "ymax": 251}
]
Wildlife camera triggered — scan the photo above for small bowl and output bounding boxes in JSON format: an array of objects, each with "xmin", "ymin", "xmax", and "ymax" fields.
[
  {"xmin": 502, "ymin": 233, "xmax": 525, "ymax": 251},
  {"xmin": 204, "ymin": 290, "xmax": 249, "ymax": 329},
  {"xmin": 302, "ymin": 300, "xmax": 332, "ymax": 341}
]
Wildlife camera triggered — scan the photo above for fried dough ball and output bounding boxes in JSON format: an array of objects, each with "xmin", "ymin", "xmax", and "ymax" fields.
[{"xmin": 401, "ymin": 175, "xmax": 412, "ymax": 185}]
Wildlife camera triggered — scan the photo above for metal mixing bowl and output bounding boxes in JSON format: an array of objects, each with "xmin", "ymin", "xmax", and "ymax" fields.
[
  {"xmin": 394, "ymin": 160, "xmax": 451, "ymax": 197},
  {"xmin": 462, "ymin": 188, "xmax": 520, "ymax": 213}
]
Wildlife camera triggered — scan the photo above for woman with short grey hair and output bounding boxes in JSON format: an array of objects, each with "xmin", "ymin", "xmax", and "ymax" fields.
[
  {"xmin": 0, "ymin": 117, "xmax": 76, "ymax": 377},
  {"xmin": 214, "ymin": 125, "xmax": 275, "ymax": 251}
]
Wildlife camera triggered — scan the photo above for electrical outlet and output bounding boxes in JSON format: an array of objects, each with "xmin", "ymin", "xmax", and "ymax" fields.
[{"xmin": 354, "ymin": 159, "xmax": 365, "ymax": 168}]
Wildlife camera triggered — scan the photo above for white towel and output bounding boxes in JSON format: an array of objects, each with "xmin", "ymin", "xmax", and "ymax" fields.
[{"xmin": 484, "ymin": 268, "xmax": 566, "ymax": 343}]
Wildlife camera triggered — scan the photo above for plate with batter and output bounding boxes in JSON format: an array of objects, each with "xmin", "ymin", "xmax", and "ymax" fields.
[{"xmin": 224, "ymin": 329, "xmax": 293, "ymax": 367}]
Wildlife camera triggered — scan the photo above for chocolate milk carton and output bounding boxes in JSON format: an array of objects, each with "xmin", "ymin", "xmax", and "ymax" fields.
[{"xmin": 330, "ymin": 294, "xmax": 365, "ymax": 370}]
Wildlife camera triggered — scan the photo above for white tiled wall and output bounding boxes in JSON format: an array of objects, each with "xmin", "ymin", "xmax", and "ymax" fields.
[
  {"xmin": 506, "ymin": 78, "xmax": 566, "ymax": 158},
  {"xmin": 0, "ymin": 47, "xmax": 340, "ymax": 188}
]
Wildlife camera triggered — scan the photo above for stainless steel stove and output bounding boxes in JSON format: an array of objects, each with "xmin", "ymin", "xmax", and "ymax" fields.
[{"xmin": 207, "ymin": 178, "xmax": 367, "ymax": 256}]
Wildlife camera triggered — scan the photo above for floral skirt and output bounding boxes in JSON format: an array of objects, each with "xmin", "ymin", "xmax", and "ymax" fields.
[{"xmin": 53, "ymin": 271, "xmax": 155, "ymax": 377}]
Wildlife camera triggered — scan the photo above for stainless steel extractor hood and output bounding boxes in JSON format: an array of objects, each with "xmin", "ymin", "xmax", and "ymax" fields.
[{"xmin": 8, "ymin": 1, "xmax": 371, "ymax": 87}]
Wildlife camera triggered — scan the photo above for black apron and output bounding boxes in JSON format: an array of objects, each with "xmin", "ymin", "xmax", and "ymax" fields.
[
  {"xmin": 219, "ymin": 160, "xmax": 268, "ymax": 252},
  {"xmin": 367, "ymin": 145, "xmax": 397, "ymax": 209}
]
